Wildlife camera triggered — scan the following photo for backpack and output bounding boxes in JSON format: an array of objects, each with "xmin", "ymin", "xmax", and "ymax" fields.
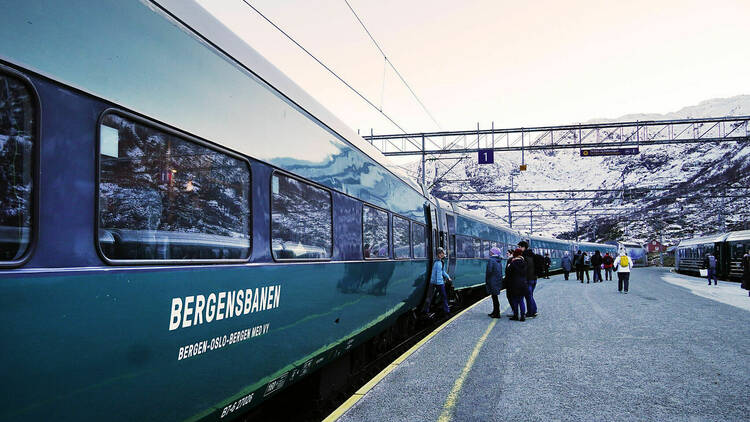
[{"xmin": 619, "ymin": 256, "xmax": 629, "ymax": 267}]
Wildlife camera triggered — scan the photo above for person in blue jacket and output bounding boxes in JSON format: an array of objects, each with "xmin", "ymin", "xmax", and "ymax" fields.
[
  {"xmin": 561, "ymin": 251, "xmax": 572, "ymax": 280},
  {"xmin": 485, "ymin": 247, "xmax": 504, "ymax": 318},
  {"xmin": 422, "ymin": 247, "xmax": 452, "ymax": 315}
]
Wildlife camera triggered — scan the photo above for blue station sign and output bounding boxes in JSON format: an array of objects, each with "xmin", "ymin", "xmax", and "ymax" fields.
[
  {"xmin": 580, "ymin": 147, "xmax": 639, "ymax": 157},
  {"xmin": 478, "ymin": 149, "xmax": 494, "ymax": 164}
]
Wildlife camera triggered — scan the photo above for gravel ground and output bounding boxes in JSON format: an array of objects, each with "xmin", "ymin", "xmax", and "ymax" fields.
[{"xmin": 336, "ymin": 268, "xmax": 750, "ymax": 422}]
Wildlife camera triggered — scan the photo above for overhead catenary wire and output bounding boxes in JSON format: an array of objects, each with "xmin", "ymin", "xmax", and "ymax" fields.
[
  {"xmin": 343, "ymin": 0, "xmax": 442, "ymax": 131},
  {"xmin": 240, "ymin": 0, "xmax": 463, "ymax": 188},
  {"xmin": 239, "ymin": 0, "xmax": 413, "ymax": 138}
]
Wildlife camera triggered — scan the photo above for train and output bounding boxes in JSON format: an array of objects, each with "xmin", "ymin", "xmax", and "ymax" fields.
[
  {"xmin": 674, "ymin": 230, "xmax": 750, "ymax": 280},
  {"xmin": 619, "ymin": 242, "xmax": 649, "ymax": 267},
  {"xmin": 0, "ymin": 1, "xmax": 618, "ymax": 420}
]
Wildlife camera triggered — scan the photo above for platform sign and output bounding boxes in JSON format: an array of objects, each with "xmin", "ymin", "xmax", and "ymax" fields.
[
  {"xmin": 580, "ymin": 147, "xmax": 639, "ymax": 157},
  {"xmin": 478, "ymin": 149, "xmax": 494, "ymax": 164}
]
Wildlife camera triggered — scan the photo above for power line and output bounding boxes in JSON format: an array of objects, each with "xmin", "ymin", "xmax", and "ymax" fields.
[
  {"xmin": 239, "ymin": 0, "xmax": 411, "ymax": 136},
  {"xmin": 343, "ymin": 0, "xmax": 442, "ymax": 130}
]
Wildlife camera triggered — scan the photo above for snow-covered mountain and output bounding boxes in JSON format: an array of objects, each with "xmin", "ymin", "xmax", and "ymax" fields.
[{"xmin": 393, "ymin": 95, "xmax": 750, "ymax": 245}]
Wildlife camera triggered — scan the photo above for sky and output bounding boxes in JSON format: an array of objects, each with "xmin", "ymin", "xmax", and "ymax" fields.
[{"xmin": 194, "ymin": 0, "xmax": 750, "ymax": 136}]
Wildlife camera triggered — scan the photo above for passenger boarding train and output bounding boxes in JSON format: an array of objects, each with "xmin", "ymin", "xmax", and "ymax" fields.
[{"xmin": 0, "ymin": 1, "xmax": 616, "ymax": 420}]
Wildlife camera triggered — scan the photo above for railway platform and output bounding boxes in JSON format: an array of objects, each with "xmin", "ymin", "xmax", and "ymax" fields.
[{"xmin": 326, "ymin": 268, "xmax": 750, "ymax": 422}]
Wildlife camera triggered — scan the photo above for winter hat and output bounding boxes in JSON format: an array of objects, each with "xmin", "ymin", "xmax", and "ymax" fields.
[
  {"xmin": 490, "ymin": 247, "xmax": 502, "ymax": 256},
  {"xmin": 518, "ymin": 240, "xmax": 529, "ymax": 248},
  {"xmin": 437, "ymin": 247, "xmax": 446, "ymax": 255}
]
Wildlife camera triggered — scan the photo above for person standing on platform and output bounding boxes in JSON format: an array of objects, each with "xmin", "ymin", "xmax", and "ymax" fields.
[
  {"xmin": 703, "ymin": 253, "xmax": 718, "ymax": 285},
  {"xmin": 615, "ymin": 251, "xmax": 633, "ymax": 293},
  {"xmin": 504, "ymin": 248, "xmax": 528, "ymax": 321},
  {"xmin": 485, "ymin": 247, "xmax": 504, "ymax": 318},
  {"xmin": 561, "ymin": 251, "xmax": 572, "ymax": 280},
  {"xmin": 591, "ymin": 251, "xmax": 603, "ymax": 283},
  {"xmin": 742, "ymin": 251, "xmax": 750, "ymax": 297},
  {"xmin": 603, "ymin": 252, "xmax": 614, "ymax": 281},
  {"xmin": 575, "ymin": 250, "xmax": 584, "ymax": 281},
  {"xmin": 422, "ymin": 247, "xmax": 452, "ymax": 315},
  {"xmin": 543, "ymin": 253, "xmax": 551, "ymax": 279},
  {"xmin": 518, "ymin": 241, "xmax": 538, "ymax": 318},
  {"xmin": 582, "ymin": 252, "xmax": 591, "ymax": 283}
]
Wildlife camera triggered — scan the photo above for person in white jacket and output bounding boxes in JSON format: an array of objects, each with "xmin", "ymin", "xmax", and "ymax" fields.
[{"xmin": 614, "ymin": 251, "xmax": 633, "ymax": 293}]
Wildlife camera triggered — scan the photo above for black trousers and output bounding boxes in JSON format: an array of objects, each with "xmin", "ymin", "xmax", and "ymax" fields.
[
  {"xmin": 490, "ymin": 294, "xmax": 500, "ymax": 315},
  {"xmin": 618, "ymin": 272, "xmax": 630, "ymax": 291},
  {"xmin": 563, "ymin": 270, "xmax": 570, "ymax": 280}
]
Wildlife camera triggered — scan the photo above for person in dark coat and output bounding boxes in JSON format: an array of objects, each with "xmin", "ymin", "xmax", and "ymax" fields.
[
  {"xmin": 504, "ymin": 248, "xmax": 527, "ymax": 321},
  {"xmin": 518, "ymin": 240, "xmax": 538, "ymax": 318},
  {"xmin": 581, "ymin": 252, "xmax": 591, "ymax": 283},
  {"xmin": 561, "ymin": 251, "xmax": 572, "ymax": 280},
  {"xmin": 574, "ymin": 250, "xmax": 584, "ymax": 281},
  {"xmin": 543, "ymin": 253, "xmax": 551, "ymax": 279},
  {"xmin": 742, "ymin": 252, "xmax": 750, "ymax": 297},
  {"xmin": 603, "ymin": 252, "xmax": 614, "ymax": 281},
  {"xmin": 591, "ymin": 251, "xmax": 603, "ymax": 283},
  {"xmin": 485, "ymin": 247, "xmax": 504, "ymax": 318}
]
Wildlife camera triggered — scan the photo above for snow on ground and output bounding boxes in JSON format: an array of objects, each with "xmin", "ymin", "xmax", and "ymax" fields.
[{"xmin": 661, "ymin": 271, "xmax": 750, "ymax": 312}]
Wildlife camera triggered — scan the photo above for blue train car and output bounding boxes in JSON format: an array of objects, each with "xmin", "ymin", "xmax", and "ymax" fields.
[
  {"xmin": 0, "ymin": 1, "xmax": 441, "ymax": 420},
  {"xmin": 528, "ymin": 236, "xmax": 574, "ymax": 271},
  {"xmin": 619, "ymin": 242, "xmax": 649, "ymax": 267},
  {"xmin": 0, "ymin": 1, "xmax": 626, "ymax": 420}
]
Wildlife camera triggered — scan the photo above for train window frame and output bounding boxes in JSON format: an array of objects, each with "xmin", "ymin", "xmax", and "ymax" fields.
[
  {"xmin": 94, "ymin": 108, "xmax": 253, "ymax": 265},
  {"xmin": 0, "ymin": 65, "xmax": 40, "ymax": 268},
  {"xmin": 392, "ymin": 214, "xmax": 411, "ymax": 260},
  {"xmin": 362, "ymin": 203, "xmax": 390, "ymax": 260},
  {"xmin": 269, "ymin": 170, "xmax": 334, "ymax": 262}
]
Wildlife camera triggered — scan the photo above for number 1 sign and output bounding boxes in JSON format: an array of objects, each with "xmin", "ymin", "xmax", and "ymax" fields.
[{"xmin": 478, "ymin": 149, "xmax": 494, "ymax": 164}]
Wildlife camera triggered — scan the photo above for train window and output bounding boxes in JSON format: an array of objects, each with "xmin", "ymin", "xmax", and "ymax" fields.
[
  {"xmin": 732, "ymin": 243, "xmax": 744, "ymax": 258},
  {"xmin": 0, "ymin": 72, "xmax": 35, "ymax": 263},
  {"xmin": 271, "ymin": 173, "xmax": 332, "ymax": 260},
  {"xmin": 393, "ymin": 216, "xmax": 410, "ymax": 259},
  {"xmin": 472, "ymin": 238, "xmax": 481, "ymax": 258},
  {"xmin": 98, "ymin": 112, "xmax": 251, "ymax": 262},
  {"xmin": 363, "ymin": 205, "xmax": 389, "ymax": 258},
  {"xmin": 455, "ymin": 235, "xmax": 476, "ymax": 258},
  {"xmin": 481, "ymin": 240, "xmax": 489, "ymax": 258},
  {"xmin": 412, "ymin": 222, "xmax": 426, "ymax": 258}
]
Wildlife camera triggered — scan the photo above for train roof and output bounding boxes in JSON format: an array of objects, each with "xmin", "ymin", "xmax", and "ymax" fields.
[
  {"xmin": 154, "ymin": 1, "xmax": 423, "ymax": 192},
  {"xmin": 677, "ymin": 233, "xmax": 730, "ymax": 247},
  {"xmin": 725, "ymin": 230, "xmax": 750, "ymax": 242}
]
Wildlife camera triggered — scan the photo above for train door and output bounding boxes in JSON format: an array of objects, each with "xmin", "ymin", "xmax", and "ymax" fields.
[{"xmin": 446, "ymin": 214, "xmax": 457, "ymax": 277}]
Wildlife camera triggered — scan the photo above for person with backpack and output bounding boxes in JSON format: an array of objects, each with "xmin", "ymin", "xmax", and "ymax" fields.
[
  {"xmin": 581, "ymin": 252, "xmax": 591, "ymax": 283},
  {"xmin": 561, "ymin": 251, "xmax": 572, "ymax": 280},
  {"xmin": 422, "ymin": 247, "xmax": 452, "ymax": 315},
  {"xmin": 703, "ymin": 253, "xmax": 718, "ymax": 285},
  {"xmin": 603, "ymin": 252, "xmax": 615, "ymax": 281},
  {"xmin": 518, "ymin": 240, "xmax": 538, "ymax": 318},
  {"xmin": 485, "ymin": 247, "xmax": 504, "ymax": 318},
  {"xmin": 504, "ymin": 248, "xmax": 528, "ymax": 321},
  {"xmin": 591, "ymin": 251, "xmax": 603, "ymax": 283},
  {"xmin": 574, "ymin": 250, "xmax": 584, "ymax": 281},
  {"xmin": 615, "ymin": 251, "xmax": 633, "ymax": 293}
]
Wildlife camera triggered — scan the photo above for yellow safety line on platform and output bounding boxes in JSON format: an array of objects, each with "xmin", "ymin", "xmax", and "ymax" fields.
[
  {"xmin": 437, "ymin": 314, "xmax": 500, "ymax": 422},
  {"xmin": 322, "ymin": 294, "xmax": 493, "ymax": 422}
]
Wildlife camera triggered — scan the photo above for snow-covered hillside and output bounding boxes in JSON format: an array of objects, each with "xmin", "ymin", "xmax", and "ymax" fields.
[{"xmin": 391, "ymin": 95, "xmax": 750, "ymax": 245}]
